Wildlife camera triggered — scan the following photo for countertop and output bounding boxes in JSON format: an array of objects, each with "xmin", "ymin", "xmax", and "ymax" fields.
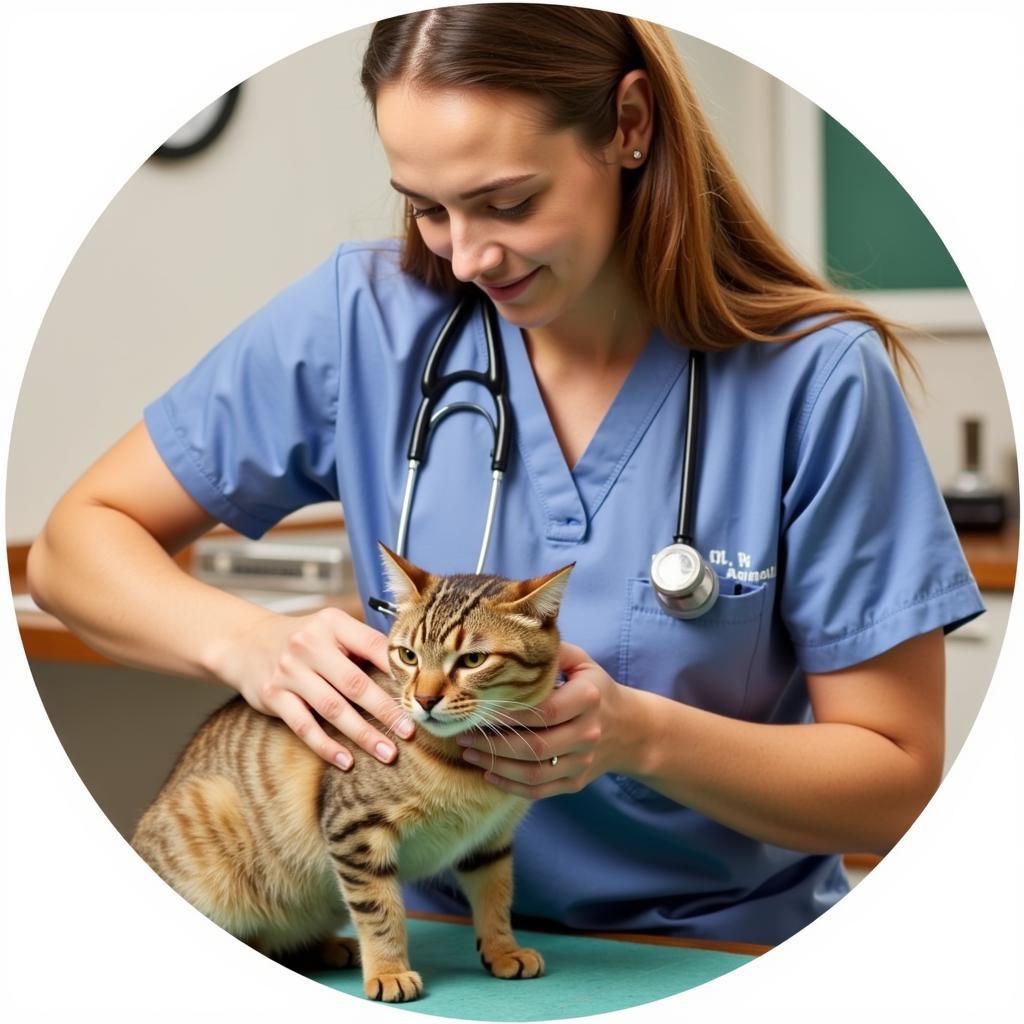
[{"xmin": 10, "ymin": 519, "xmax": 1017, "ymax": 666}]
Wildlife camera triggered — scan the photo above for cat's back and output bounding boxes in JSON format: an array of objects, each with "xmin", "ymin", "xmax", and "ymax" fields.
[{"xmin": 131, "ymin": 697, "xmax": 329, "ymax": 897}]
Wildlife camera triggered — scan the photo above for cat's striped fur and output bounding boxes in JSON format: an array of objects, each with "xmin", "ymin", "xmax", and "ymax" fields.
[{"xmin": 131, "ymin": 545, "xmax": 573, "ymax": 1002}]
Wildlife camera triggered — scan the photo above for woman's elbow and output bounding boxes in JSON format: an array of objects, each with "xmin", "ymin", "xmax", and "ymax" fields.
[
  {"xmin": 875, "ymin": 747, "xmax": 945, "ymax": 856},
  {"xmin": 25, "ymin": 531, "xmax": 55, "ymax": 613}
]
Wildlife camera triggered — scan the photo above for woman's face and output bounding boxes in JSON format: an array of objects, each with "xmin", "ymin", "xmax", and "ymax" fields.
[{"xmin": 376, "ymin": 83, "xmax": 629, "ymax": 334}]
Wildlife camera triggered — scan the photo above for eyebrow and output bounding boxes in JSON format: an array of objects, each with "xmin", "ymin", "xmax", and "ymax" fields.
[{"xmin": 389, "ymin": 173, "xmax": 537, "ymax": 202}]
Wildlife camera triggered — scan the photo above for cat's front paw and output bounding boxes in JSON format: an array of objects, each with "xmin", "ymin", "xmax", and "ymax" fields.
[
  {"xmin": 365, "ymin": 970, "xmax": 424, "ymax": 1002},
  {"xmin": 481, "ymin": 946, "xmax": 545, "ymax": 979}
]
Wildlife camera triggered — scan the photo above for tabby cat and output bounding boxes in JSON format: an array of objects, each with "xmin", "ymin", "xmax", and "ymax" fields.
[{"xmin": 131, "ymin": 545, "xmax": 573, "ymax": 1003}]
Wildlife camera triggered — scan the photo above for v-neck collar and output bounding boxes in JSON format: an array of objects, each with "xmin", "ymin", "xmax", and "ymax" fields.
[{"xmin": 495, "ymin": 316, "xmax": 689, "ymax": 543}]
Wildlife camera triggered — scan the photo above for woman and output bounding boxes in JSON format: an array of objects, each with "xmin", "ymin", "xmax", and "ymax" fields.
[{"xmin": 27, "ymin": 6, "xmax": 983, "ymax": 946}]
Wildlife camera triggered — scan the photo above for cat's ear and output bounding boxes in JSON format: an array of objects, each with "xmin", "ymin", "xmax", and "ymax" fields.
[
  {"xmin": 378, "ymin": 542, "xmax": 430, "ymax": 604},
  {"xmin": 498, "ymin": 563, "xmax": 575, "ymax": 624}
]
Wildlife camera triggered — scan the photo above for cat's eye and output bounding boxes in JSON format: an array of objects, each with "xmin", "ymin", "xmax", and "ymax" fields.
[
  {"xmin": 459, "ymin": 652, "xmax": 487, "ymax": 669},
  {"xmin": 397, "ymin": 648, "xmax": 418, "ymax": 666}
]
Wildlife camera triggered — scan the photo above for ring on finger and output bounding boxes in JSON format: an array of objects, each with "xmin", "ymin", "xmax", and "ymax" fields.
[{"xmin": 550, "ymin": 755, "xmax": 559, "ymax": 767}]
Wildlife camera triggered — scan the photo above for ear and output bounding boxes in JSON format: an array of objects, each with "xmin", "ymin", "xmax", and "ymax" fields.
[
  {"xmin": 499, "ymin": 563, "xmax": 575, "ymax": 624},
  {"xmin": 611, "ymin": 69, "xmax": 654, "ymax": 168},
  {"xmin": 378, "ymin": 542, "xmax": 431, "ymax": 604}
]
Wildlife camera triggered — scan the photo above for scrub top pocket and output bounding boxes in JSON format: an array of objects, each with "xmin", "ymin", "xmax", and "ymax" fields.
[{"xmin": 612, "ymin": 576, "xmax": 768, "ymax": 802}]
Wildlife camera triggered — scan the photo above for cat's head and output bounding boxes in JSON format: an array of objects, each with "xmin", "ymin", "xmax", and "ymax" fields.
[{"xmin": 378, "ymin": 543, "xmax": 574, "ymax": 738}]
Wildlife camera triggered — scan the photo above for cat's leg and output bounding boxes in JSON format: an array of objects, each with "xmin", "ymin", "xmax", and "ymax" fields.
[
  {"xmin": 274, "ymin": 935, "xmax": 360, "ymax": 971},
  {"xmin": 326, "ymin": 822, "xmax": 423, "ymax": 1002},
  {"xmin": 455, "ymin": 837, "xmax": 545, "ymax": 980},
  {"xmin": 318, "ymin": 935, "xmax": 361, "ymax": 968}
]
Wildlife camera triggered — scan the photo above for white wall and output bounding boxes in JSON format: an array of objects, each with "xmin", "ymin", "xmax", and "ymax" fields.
[{"xmin": 5, "ymin": 24, "xmax": 1014, "ymax": 541}]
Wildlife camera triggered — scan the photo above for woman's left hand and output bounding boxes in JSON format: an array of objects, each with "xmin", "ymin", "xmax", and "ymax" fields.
[{"xmin": 456, "ymin": 642, "xmax": 630, "ymax": 798}]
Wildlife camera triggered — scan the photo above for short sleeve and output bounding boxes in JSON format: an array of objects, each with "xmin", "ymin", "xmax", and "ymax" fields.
[
  {"xmin": 780, "ymin": 329, "xmax": 985, "ymax": 673},
  {"xmin": 143, "ymin": 251, "xmax": 343, "ymax": 539}
]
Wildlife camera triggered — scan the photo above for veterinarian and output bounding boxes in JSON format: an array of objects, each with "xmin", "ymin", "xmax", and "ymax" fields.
[{"xmin": 27, "ymin": 5, "xmax": 983, "ymax": 946}]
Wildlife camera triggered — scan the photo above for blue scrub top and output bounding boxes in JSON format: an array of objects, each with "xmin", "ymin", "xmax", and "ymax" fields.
[{"xmin": 144, "ymin": 241, "xmax": 984, "ymax": 946}]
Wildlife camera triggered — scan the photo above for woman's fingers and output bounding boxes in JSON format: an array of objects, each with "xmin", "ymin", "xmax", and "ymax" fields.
[
  {"xmin": 480, "ymin": 671, "xmax": 599, "ymax": 731},
  {"xmin": 254, "ymin": 608, "xmax": 417, "ymax": 765},
  {"xmin": 324, "ymin": 607, "xmax": 392, "ymax": 676},
  {"xmin": 558, "ymin": 641, "xmax": 592, "ymax": 673},
  {"xmin": 271, "ymin": 663, "xmax": 406, "ymax": 765},
  {"xmin": 458, "ymin": 720, "xmax": 575, "ymax": 763},
  {"xmin": 464, "ymin": 749, "xmax": 588, "ymax": 798},
  {"xmin": 272, "ymin": 690, "xmax": 356, "ymax": 770},
  {"xmin": 303, "ymin": 636, "xmax": 415, "ymax": 740}
]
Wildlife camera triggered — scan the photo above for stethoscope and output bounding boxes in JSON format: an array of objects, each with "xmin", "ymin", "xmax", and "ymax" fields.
[{"xmin": 370, "ymin": 291, "xmax": 718, "ymax": 621}]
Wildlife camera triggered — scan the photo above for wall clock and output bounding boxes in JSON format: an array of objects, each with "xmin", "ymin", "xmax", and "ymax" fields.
[{"xmin": 152, "ymin": 85, "xmax": 242, "ymax": 160}]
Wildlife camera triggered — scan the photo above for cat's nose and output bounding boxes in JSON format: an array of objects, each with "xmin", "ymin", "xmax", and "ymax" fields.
[{"xmin": 415, "ymin": 694, "xmax": 442, "ymax": 713}]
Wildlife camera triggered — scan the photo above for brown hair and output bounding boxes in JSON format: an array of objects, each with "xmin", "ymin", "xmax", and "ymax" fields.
[{"xmin": 361, "ymin": 4, "xmax": 916, "ymax": 379}]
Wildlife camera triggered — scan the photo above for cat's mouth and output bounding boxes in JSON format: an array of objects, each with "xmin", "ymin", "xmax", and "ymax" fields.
[
  {"xmin": 408, "ymin": 707, "xmax": 482, "ymax": 738},
  {"xmin": 405, "ymin": 700, "xmax": 535, "ymax": 740},
  {"xmin": 407, "ymin": 695, "xmax": 552, "ymax": 742}
]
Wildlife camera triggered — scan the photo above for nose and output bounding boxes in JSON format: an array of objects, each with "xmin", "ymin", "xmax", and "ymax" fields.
[
  {"xmin": 415, "ymin": 694, "xmax": 443, "ymax": 713},
  {"xmin": 449, "ymin": 217, "xmax": 503, "ymax": 283}
]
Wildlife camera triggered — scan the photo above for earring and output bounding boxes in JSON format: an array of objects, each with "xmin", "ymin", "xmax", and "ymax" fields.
[{"xmin": 632, "ymin": 148, "xmax": 643, "ymax": 160}]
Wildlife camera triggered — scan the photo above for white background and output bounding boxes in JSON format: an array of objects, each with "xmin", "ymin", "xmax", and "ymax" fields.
[{"xmin": 2, "ymin": 0, "xmax": 1021, "ymax": 1020}]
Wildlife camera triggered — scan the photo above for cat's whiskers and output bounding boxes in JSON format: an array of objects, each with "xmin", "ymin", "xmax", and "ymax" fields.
[
  {"xmin": 481, "ymin": 699, "xmax": 548, "ymax": 728},
  {"xmin": 471, "ymin": 723, "xmax": 499, "ymax": 766},
  {"xmin": 475, "ymin": 708, "xmax": 546, "ymax": 765},
  {"xmin": 477, "ymin": 705, "xmax": 542, "ymax": 738}
]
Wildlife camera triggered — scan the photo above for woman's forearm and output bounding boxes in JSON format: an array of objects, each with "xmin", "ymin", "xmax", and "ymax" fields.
[
  {"xmin": 616, "ymin": 686, "xmax": 938, "ymax": 856},
  {"xmin": 27, "ymin": 500, "xmax": 270, "ymax": 681}
]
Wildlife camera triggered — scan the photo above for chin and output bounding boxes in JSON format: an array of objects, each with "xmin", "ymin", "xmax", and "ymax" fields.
[
  {"xmin": 474, "ymin": 283, "xmax": 563, "ymax": 331},
  {"xmin": 490, "ymin": 300, "xmax": 558, "ymax": 331},
  {"xmin": 419, "ymin": 717, "xmax": 477, "ymax": 739}
]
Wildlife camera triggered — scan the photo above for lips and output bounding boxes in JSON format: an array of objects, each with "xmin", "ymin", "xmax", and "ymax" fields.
[{"xmin": 478, "ymin": 267, "xmax": 540, "ymax": 301}]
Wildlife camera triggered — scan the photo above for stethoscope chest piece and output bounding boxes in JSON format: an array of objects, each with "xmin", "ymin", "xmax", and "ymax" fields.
[{"xmin": 650, "ymin": 543, "xmax": 719, "ymax": 619}]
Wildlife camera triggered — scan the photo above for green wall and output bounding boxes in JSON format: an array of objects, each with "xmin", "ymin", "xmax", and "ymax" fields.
[{"xmin": 823, "ymin": 112, "xmax": 965, "ymax": 291}]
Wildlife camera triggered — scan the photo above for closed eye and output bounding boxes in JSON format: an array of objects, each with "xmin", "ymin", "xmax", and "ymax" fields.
[
  {"xmin": 409, "ymin": 196, "xmax": 535, "ymax": 222},
  {"xmin": 489, "ymin": 196, "xmax": 534, "ymax": 219},
  {"xmin": 409, "ymin": 203, "xmax": 444, "ymax": 220}
]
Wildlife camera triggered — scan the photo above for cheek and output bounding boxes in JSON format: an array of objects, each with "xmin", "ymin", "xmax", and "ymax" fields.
[
  {"xmin": 543, "ymin": 182, "xmax": 620, "ymax": 265},
  {"xmin": 416, "ymin": 220, "xmax": 451, "ymax": 260}
]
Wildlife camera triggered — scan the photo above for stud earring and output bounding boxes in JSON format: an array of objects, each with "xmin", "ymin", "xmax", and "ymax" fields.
[{"xmin": 632, "ymin": 148, "xmax": 643, "ymax": 160}]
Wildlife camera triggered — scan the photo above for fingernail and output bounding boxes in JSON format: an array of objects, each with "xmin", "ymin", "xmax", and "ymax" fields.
[
  {"xmin": 397, "ymin": 717, "xmax": 415, "ymax": 739},
  {"xmin": 376, "ymin": 741, "xmax": 396, "ymax": 762},
  {"xmin": 463, "ymin": 749, "xmax": 480, "ymax": 764},
  {"xmin": 335, "ymin": 752, "xmax": 353, "ymax": 770}
]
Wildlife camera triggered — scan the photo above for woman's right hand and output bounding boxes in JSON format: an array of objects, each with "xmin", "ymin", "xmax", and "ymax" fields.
[
  {"xmin": 209, "ymin": 605, "xmax": 416, "ymax": 770},
  {"xmin": 28, "ymin": 421, "xmax": 414, "ymax": 771}
]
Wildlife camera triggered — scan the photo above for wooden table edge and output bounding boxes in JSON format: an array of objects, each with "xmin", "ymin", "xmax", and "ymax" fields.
[{"xmin": 405, "ymin": 910, "xmax": 771, "ymax": 957}]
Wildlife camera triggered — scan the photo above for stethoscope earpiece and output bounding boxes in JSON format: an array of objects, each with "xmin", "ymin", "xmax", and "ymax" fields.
[{"xmin": 650, "ymin": 543, "xmax": 719, "ymax": 620}]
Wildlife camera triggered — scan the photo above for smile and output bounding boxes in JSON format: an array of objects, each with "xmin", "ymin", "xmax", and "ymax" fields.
[{"xmin": 478, "ymin": 267, "xmax": 540, "ymax": 301}]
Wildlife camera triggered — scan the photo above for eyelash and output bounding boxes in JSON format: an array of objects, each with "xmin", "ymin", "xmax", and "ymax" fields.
[{"xmin": 409, "ymin": 197, "xmax": 534, "ymax": 222}]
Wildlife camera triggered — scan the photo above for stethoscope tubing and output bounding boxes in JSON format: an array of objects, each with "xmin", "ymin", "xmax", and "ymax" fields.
[
  {"xmin": 387, "ymin": 294, "xmax": 717, "ymax": 620},
  {"xmin": 396, "ymin": 292, "xmax": 509, "ymax": 572},
  {"xmin": 676, "ymin": 349, "xmax": 701, "ymax": 547}
]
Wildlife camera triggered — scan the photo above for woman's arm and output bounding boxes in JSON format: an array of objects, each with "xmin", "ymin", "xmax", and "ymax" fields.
[
  {"xmin": 27, "ymin": 421, "xmax": 415, "ymax": 767},
  {"xmin": 456, "ymin": 630, "xmax": 945, "ymax": 856},
  {"xmin": 29, "ymin": 421, "xmax": 242, "ymax": 675},
  {"xmin": 620, "ymin": 629, "xmax": 945, "ymax": 854}
]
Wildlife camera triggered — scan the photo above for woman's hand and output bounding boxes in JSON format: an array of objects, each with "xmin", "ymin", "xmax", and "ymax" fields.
[
  {"xmin": 207, "ymin": 605, "xmax": 415, "ymax": 770},
  {"xmin": 455, "ymin": 642, "xmax": 633, "ymax": 798}
]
